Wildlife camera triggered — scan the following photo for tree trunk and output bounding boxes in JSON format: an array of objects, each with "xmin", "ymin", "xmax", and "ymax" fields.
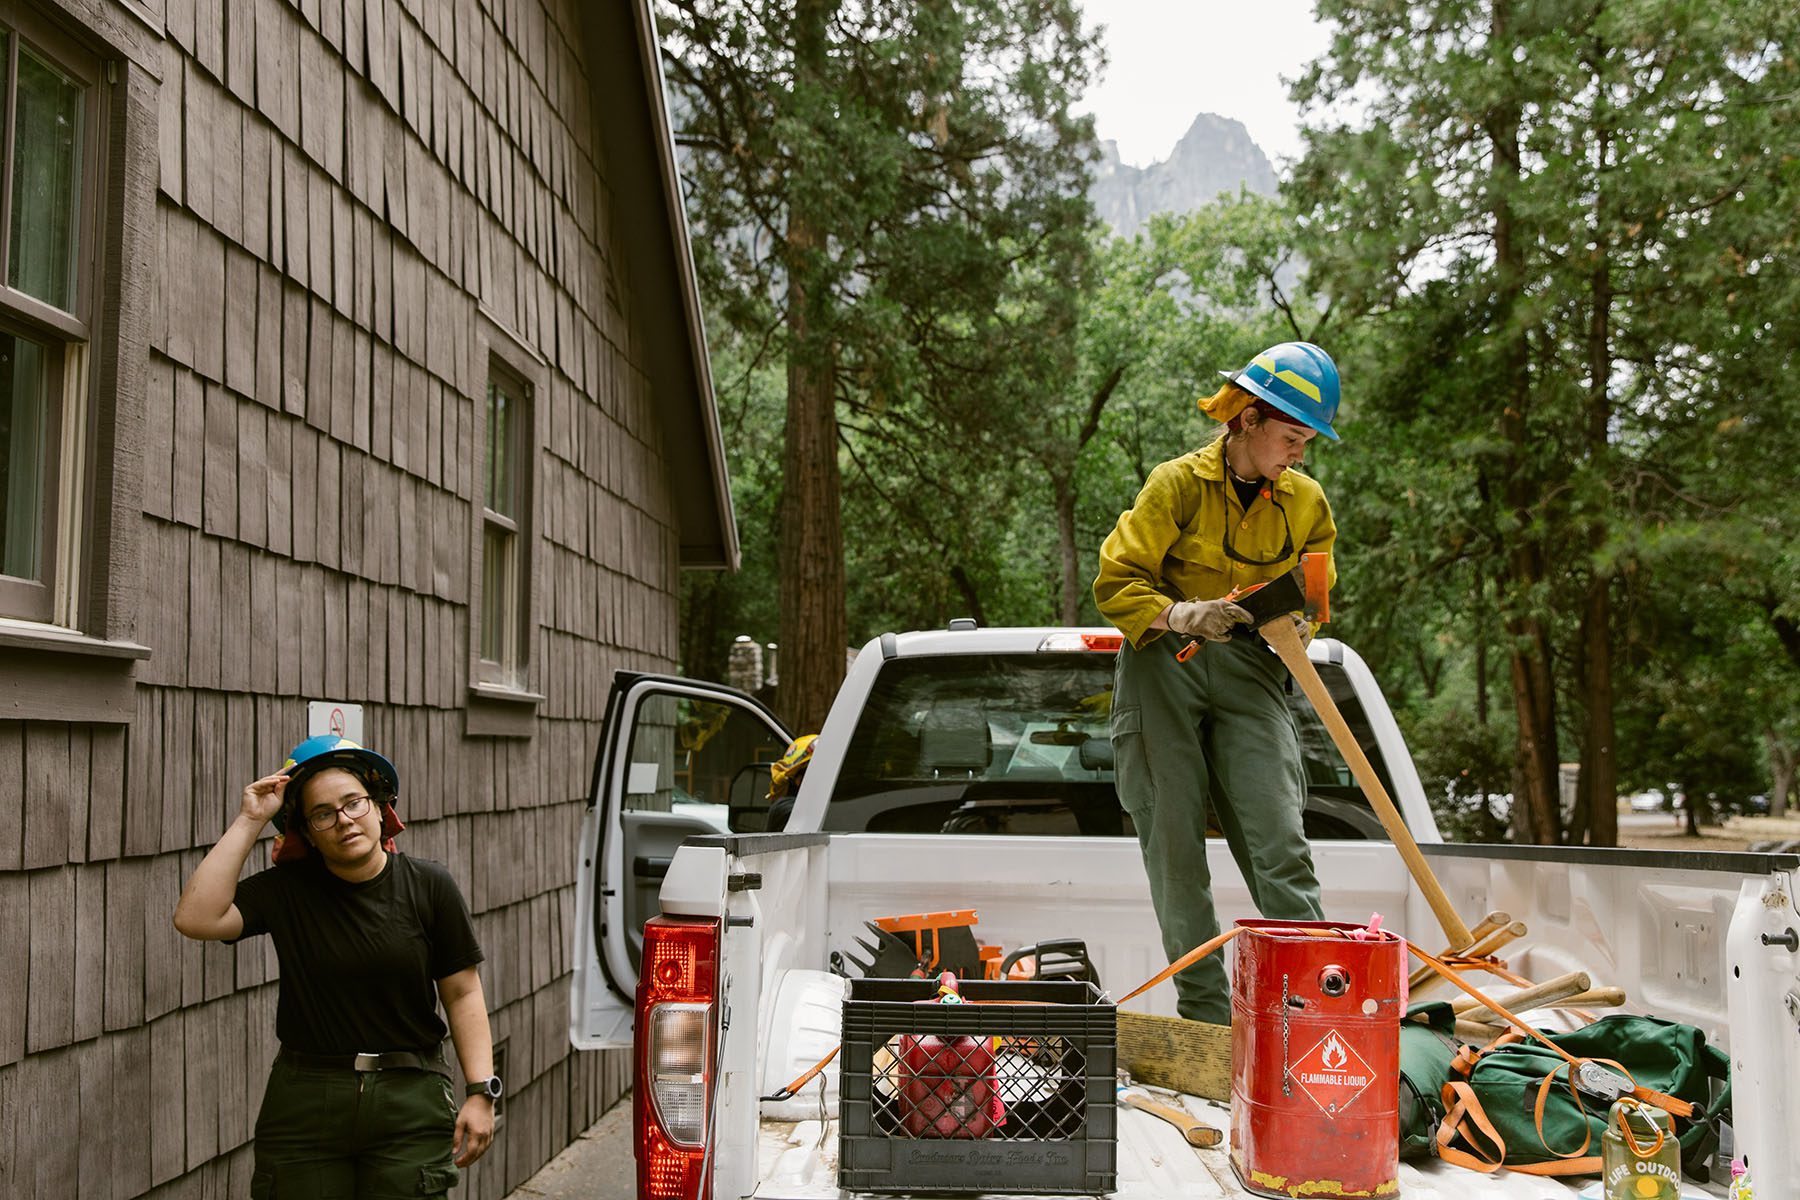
[
  {"xmin": 1767, "ymin": 727, "xmax": 1795, "ymax": 820},
  {"xmin": 777, "ymin": 276, "xmax": 847, "ymax": 732},
  {"xmin": 1052, "ymin": 363, "xmax": 1123, "ymax": 627},
  {"xmin": 1507, "ymin": 638, "xmax": 1562, "ymax": 842},
  {"xmin": 1474, "ymin": 573, "xmax": 1491, "ymax": 812},
  {"xmin": 1490, "ymin": 0, "xmax": 1561, "ymax": 844},
  {"xmin": 1577, "ymin": 583, "xmax": 1618, "ymax": 845},
  {"xmin": 949, "ymin": 565, "xmax": 988, "ymax": 628},
  {"xmin": 1054, "ymin": 471, "xmax": 1080, "ymax": 626},
  {"xmin": 1578, "ymin": 122, "xmax": 1618, "ymax": 848},
  {"xmin": 1474, "ymin": 580, "xmax": 1489, "ymax": 729},
  {"xmin": 776, "ymin": 0, "xmax": 849, "ymax": 734},
  {"xmin": 680, "ymin": 574, "xmax": 727, "ymax": 685}
]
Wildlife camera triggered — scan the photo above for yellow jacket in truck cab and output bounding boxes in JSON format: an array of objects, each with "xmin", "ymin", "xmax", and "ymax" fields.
[{"xmin": 1094, "ymin": 437, "xmax": 1337, "ymax": 649}]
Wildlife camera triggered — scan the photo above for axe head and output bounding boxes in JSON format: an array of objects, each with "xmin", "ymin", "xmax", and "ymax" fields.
[{"xmin": 1235, "ymin": 553, "xmax": 1331, "ymax": 630}]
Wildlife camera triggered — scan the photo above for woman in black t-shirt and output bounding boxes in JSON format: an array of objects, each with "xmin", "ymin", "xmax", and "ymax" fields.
[{"xmin": 174, "ymin": 735, "xmax": 500, "ymax": 1197}]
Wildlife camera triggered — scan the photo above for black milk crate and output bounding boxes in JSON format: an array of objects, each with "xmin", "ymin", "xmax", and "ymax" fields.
[{"xmin": 838, "ymin": 978, "xmax": 1117, "ymax": 1195}]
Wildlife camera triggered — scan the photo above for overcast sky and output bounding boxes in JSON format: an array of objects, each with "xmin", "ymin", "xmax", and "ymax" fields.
[{"xmin": 1075, "ymin": 1, "xmax": 1333, "ymax": 170}]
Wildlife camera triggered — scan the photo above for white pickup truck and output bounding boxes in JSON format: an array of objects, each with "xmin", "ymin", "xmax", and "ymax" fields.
[{"xmin": 568, "ymin": 626, "xmax": 1800, "ymax": 1200}]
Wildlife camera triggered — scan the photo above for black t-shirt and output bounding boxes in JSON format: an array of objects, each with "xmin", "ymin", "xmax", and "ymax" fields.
[
  {"xmin": 1230, "ymin": 473, "xmax": 1264, "ymax": 514},
  {"xmin": 231, "ymin": 853, "xmax": 484, "ymax": 1054}
]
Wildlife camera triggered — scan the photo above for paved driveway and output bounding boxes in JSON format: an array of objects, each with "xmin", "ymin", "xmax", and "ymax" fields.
[{"xmin": 504, "ymin": 1095, "xmax": 632, "ymax": 1200}]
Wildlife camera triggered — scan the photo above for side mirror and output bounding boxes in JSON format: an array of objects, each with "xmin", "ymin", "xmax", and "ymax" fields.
[{"xmin": 726, "ymin": 762, "xmax": 775, "ymax": 832}]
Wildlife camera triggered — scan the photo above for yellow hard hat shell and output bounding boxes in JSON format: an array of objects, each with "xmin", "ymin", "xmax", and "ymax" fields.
[{"xmin": 766, "ymin": 734, "xmax": 818, "ymax": 801}]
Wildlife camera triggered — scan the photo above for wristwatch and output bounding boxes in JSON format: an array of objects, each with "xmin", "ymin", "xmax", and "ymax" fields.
[{"xmin": 466, "ymin": 1075, "xmax": 504, "ymax": 1101}]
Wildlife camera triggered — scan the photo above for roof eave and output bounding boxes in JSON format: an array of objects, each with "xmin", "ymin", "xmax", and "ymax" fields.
[{"xmin": 585, "ymin": 0, "xmax": 741, "ymax": 571}]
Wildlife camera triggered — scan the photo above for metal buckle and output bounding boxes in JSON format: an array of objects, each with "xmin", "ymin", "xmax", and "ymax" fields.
[{"xmin": 353, "ymin": 1053, "xmax": 381, "ymax": 1072}]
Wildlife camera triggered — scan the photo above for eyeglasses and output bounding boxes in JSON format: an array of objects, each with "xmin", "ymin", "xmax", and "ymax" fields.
[
  {"xmin": 1221, "ymin": 493, "xmax": 1295, "ymax": 567},
  {"xmin": 304, "ymin": 794, "xmax": 373, "ymax": 831}
]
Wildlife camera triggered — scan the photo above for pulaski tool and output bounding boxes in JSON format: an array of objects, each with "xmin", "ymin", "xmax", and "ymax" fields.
[
  {"xmin": 1248, "ymin": 554, "xmax": 1476, "ymax": 952},
  {"xmin": 1174, "ymin": 554, "xmax": 1333, "ymax": 664}
]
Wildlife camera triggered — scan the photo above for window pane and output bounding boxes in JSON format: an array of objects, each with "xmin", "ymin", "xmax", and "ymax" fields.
[
  {"xmin": 0, "ymin": 330, "xmax": 48, "ymax": 580},
  {"xmin": 481, "ymin": 522, "xmax": 514, "ymax": 664},
  {"xmin": 486, "ymin": 382, "xmax": 512, "ymax": 517},
  {"xmin": 10, "ymin": 45, "xmax": 84, "ymax": 311}
]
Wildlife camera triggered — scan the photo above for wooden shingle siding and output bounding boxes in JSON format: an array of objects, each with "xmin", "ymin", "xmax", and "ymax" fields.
[
  {"xmin": 0, "ymin": 870, "xmax": 25, "ymax": 1064},
  {"xmin": 2, "ymin": 0, "xmax": 704, "ymax": 1193}
]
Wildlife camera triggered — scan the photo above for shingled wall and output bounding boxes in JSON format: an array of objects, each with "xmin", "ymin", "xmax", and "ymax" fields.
[{"xmin": 0, "ymin": 0, "xmax": 690, "ymax": 1195}]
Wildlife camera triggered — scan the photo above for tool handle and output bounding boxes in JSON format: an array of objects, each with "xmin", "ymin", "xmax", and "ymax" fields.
[
  {"xmin": 1120, "ymin": 1091, "xmax": 1222, "ymax": 1147},
  {"xmin": 1260, "ymin": 617, "xmax": 1474, "ymax": 950},
  {"xmin": 1450, "ymin": 970, "xmax": 1591, "ymax": 1021}
]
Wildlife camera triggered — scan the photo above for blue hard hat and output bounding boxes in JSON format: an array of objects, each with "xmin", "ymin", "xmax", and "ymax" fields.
[
  {"xmin": 1220, "ymin": 342, "xmax": 1341, "ymax": 441},
  {"xmin": 273, "ymin": 735, "xmax": 400, "ymax": 833}
]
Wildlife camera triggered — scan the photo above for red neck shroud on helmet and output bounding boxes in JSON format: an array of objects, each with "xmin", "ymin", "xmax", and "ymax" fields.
[
  {"xmin": 1229, "ymin": 400, "xmax": 1308, "ymax": 433},
  {"xmin": 271, "ymin": 801, "xmax": 406, "ymax": 864}
]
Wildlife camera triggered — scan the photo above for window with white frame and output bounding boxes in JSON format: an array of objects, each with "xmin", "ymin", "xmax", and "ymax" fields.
[
  {"xmin": 478, "ymin": 367, "xmax": 530, "ymax": 685},
  {"xmin": 0, "ymin": 14, "xmax": 99, "ymax": 626}
]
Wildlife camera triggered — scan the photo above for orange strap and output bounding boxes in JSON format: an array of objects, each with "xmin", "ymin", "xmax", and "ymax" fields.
[
  {"xmin": 1435, "ymin": 1080, "xmax": 1508, "ymax": 1173},
  {"xmin": 1405, "ymin": 942, "xmax": 1694, "ymax": 1121},
  {"xmin": 1435, "ymin": 1078, "xmax": 1603, "ymax": 1176},
  {"xmin": 766, "ymin": 1044, "xmax": 840, "ymax": 1101},
  {"xmin": 1117, "ymin": 927, "xmax": 1242, "ymax": 1005}
]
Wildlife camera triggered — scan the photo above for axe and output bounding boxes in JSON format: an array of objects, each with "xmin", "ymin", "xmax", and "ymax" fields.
[{"xmin": 1246, "ymin": 554, "xmax": 1475, "ymax": 952}]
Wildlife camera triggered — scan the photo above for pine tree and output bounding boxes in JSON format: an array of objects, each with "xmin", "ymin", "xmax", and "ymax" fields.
[
  {"xmin": 662, "ymin": 0, "xmax": 1099, "ymax": 729},
  {"xmin": 1290, "ymin": 0, "xmax": 1800, "ymax": 842}
]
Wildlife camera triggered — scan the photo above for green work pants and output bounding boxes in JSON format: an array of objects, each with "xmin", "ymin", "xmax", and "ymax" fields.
[
  {"xmin": 251, "ymin": 1056, "xmax": 461, "ymax": 1198},
  {"xmin": 1111, "ymin": 631, "xmax": 1323, "ymax": 1024}
]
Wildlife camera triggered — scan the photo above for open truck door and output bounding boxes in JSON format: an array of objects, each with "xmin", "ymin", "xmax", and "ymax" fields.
[{"xmin": 571, "ymin": 671, "xmax": 791, "ymax": 1050}]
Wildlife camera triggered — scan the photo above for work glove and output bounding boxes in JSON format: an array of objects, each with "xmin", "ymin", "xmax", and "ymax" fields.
[
  {"xmin": 1165, "ymin": 598, "xmax": 1252, "ymax": 642},
  {"xmin": 1289, "ymin": 613, "xmax": 1314, "ymax": 650}
]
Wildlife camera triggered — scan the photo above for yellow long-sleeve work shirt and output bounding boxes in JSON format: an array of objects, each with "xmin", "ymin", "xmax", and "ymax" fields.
[{"xmin": 1093, "ymin": 438, "xmax": 1337, "ymax": 648}]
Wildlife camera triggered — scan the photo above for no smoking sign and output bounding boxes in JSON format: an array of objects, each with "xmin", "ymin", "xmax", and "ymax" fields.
[{"xmin": 307, "ymin": 700, "xmax": 364, "ymax": 745}]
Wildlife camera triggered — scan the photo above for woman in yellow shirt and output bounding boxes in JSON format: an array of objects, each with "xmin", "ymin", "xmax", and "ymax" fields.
[{"xmin": 1092, "ymin": 341, "xmax": 1340, "ymax": 1024}]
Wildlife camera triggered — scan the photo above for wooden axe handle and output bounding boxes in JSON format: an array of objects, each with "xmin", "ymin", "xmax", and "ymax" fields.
[
  {"xmin": 1451, "ymin": 970, "xmax": 1591, "ymax": 1020},
  {"xmin": 1260, "ymin": 618, "xmax": 1474, "ymax": 950},
  {"xmin": 1458, "ymin": 911, "xmax": 1511, "ymax": 952},
  {"xmin": 1119, "ymin": 1091, "xmax": 1222, "ymax": 1147},
  {"xmin": 1410, "ymin": 921, "xmax": 1529, "ymax": 992}
]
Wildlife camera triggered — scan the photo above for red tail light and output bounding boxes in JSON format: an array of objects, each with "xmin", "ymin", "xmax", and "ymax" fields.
[
  {"xmin": 1036, "ymin": 632, "xmax": 1123, "ymax": 653},
  {"xmin": 636, "ymin": 916, "xmax": 720, "ymax": 1200}
]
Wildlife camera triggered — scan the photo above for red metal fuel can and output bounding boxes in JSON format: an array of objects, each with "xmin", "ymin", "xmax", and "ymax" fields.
[
  {"xmin": 1230, "ymin": 919, "xmax": 1405, "ymax": 1198},
  {"xmin": 897, "ymin": 1033, "xmax": 999, "ymax": 1138}
]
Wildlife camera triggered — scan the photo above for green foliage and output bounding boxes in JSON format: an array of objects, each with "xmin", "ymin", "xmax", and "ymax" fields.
[
  {"xmin": 1287, "ymin": 0, "xmax": 1800, "ymax": 840},
  {"xmin": 673, "ymin": 0, "xmax": 1800, "ymax": 838},
  {"xmin": 663, "ymin": 0, "xmax": 1102, "ymax": 721},
  {"xmin": 1408, "ymin": 704, "xmax": 1515, "ymax": 843}
]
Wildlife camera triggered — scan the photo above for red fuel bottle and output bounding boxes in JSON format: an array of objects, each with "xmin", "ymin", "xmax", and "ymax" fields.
[
  {"xmin": 1230, "ymin": 919, "xmax": 1405, "ymax": 1198},
  {"xmin": 897, "ymin": 1033, "xmax": 999, "ymax": 1138}
]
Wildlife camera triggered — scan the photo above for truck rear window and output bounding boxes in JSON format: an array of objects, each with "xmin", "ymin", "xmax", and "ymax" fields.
[{"xmin": 821, "ymin": 650, "xmax": 1401, "ymax": 840}]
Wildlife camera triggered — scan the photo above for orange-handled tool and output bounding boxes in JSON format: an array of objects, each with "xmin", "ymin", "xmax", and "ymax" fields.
[{"xmin": 1174, "ymin": 585, "xmax": 1254, "ymax": 663}]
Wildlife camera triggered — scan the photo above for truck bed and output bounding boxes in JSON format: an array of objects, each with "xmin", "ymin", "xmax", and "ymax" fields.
[{"xmin": 751, "ymin": 1097, "xmax": 1730, "ymax": 1200}]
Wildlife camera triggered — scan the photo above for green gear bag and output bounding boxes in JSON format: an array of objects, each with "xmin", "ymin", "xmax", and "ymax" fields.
[
  {"xmin": 1438, "ymin": 1014, "xmax": 1731, "ymax": 1181},
  {"xmin": 1398, "ymin": 1001, "xmax": 1458, "ymax": 1160}
]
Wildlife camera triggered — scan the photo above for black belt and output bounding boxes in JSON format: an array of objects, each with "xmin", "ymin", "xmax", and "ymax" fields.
[{"xmin": 278, "ymin": 1047, "xmax": 451, "ymax": 1078}]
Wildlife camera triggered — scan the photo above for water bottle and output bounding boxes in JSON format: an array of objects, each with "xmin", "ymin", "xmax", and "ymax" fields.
[{"xmin": 1601, "ymin": 1099, "xmax": 1681, "ymax": 1200}]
